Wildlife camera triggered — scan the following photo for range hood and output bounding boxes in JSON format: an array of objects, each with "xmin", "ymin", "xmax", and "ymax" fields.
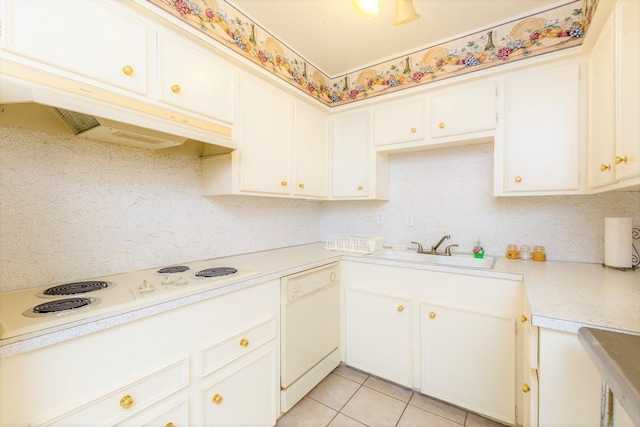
[{"xmin": 0, "ymin": 77, "xmax": 236, "ymax": 155}]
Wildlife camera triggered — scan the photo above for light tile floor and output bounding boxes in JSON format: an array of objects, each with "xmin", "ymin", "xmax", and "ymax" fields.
[{"xmin": 276, "ymin": 364, "xmax": 508, "ymax": 427}]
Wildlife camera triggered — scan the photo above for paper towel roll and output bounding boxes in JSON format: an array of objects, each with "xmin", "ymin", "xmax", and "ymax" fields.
[{"xmin": 605, "ymin": 217, "xmax": 633, "ymax": 268}]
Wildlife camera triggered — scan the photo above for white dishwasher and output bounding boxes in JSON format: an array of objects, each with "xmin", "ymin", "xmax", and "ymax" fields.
[{"xmin": 280, "ymin": 262, "xmax": 340, "ymax": 412}]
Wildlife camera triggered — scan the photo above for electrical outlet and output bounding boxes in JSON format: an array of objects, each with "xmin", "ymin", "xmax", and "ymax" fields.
[
  {"xmin": 377, "ymin": 212, "xmax": 384, "ymax": 224},
  {"xmin": 405, "ymin": 214, "xmax": 414, "ymax": 226}
]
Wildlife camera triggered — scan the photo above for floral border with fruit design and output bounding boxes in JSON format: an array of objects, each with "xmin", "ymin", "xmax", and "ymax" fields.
[{"xmin": 146, "ymin": 0, "xmax": 598, "ymax": 107}]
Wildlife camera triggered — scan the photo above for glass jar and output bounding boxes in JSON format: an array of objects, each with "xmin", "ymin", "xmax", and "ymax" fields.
[
  {"xmin": 506, "ymin": 244, "xmax": 519, "ymax": 259},
  {"xmin": 533, "ymin": 246, "xmax": 546, "ymax": 261},
  {"xmin": 519, "ymin": 245, "xmax": 532, "ymax": 260}
]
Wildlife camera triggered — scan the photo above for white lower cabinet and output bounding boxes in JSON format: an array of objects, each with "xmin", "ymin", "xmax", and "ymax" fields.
[
  {"xmin": 345, "ymin": 288, "xmax": 413, "ymax": 387},
  {"xmin": 537, "ymin": 328, "xmax": 602, "ymax": 426},
  {"xmin": 201, "ymin": 345, "xmax": 277, "ymax": 426},
  {"xmin": 420, "ymin": 303, "xmax": 515, "ymax": 424},
  {"xmin": 341, "ymin": 261, "xmax": 522, "ymax": 424},
  {"xmin": 0, "ymin": 280, "xmax": 279, "ymax": 427}
]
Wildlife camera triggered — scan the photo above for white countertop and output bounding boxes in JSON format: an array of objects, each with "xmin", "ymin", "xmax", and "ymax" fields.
[{"xmin": 1, "ymin": 242, "xmax": 638, "ymax": 358}]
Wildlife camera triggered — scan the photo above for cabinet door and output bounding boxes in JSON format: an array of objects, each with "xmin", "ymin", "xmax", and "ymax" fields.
[
  {"xmin": 430, "ymin": 82, "xmax": 496, "ymax": 139},
  {"xmin": 2, "ymin": 0, "xmax": 148, "ymax": 95},
  {"xmin": 332, "ymin": 110, "xmax": 371, "ymax": 198},
  {"xmin": 421, "ymin": 303, "xmax": 516, "ymax": 424},
  {"xmin": 538, "ymin": 329, "xmax": 602, "ymax": 426},
  {"xmin": 502, "ymin": 63, "xmax": 582, "ymax": 193},
  {"xmin": 293, "ymin": 102, "xmax": 329, "ymax": 198},
  {"xmin": 616, "ymin": 0, "xmax": 640, "ymax": 182},
  {"xmin": 345, "ymin": 289, "xmax": 413, "ymax": 387},
  {"xmin": 373, "ymin": 96, "xmax": 426, "ymax": 146},
  {"xmin": 588, "ymin": 11, "xmax": 617, "ymax": 189},
  {"xmin": 239, "ymin": 77, "xmax": 291, "ymax": 195},
  {"xmin": 158, "ymin": 31, "xmax": 235, "ymax": 124},
  {"xmin": 202, "ymin": 346, "xmax": 277, "ymax": 427}
]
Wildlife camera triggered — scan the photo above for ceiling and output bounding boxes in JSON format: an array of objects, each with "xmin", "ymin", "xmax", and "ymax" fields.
[{"xmin": 229, "ymin": 0, "xmax": 566, "ymax": 76}]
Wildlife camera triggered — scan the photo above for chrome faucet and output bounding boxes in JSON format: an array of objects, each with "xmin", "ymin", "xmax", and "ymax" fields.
[
  {"xmin": 412, "ymin": 235, "xmax": 456, "ymax": 256},
  {"xmin": 431, "ymin": 235, "xmax": 451, "ymax": 253}
]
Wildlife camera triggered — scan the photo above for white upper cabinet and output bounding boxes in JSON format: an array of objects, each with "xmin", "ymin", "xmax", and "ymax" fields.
[
  {"xmin": 496, "ymin": 60, "xmax": 585, "ymax": 195},
  {"xmin": 588, "ymin": 11, "xmax": 617, "ymax": 189},
  {"xmin": 429, "ymin": 81, "xmax": 497, "ymax": 140},
  {"xmin": 239, "ymin": 76, "xmax": 292, "ymax": 195},
  {"xmin": 588, "ymin": 0, "xmax": 640, "ymax": 191},
  {"xmin": 615, "ymin": 0, "xmax": 640, "ymax": 184},
  {"xmin": 2, "ymin": 0, "xmax": 149, "ymax": 95},
  {"xmin": 157, "ymin": 30, "xmax": 236, "ymax": 124},
  {"xmin": 332, "ymin": 109, "xmax": 390, "ymax": 200},
  {"xmin": 293, "ymin": 102, "xmax": 329, "ymax": 198},
  {"xmin": 373, "ymin": 95, "xmax": 426, "ymax": 146}
]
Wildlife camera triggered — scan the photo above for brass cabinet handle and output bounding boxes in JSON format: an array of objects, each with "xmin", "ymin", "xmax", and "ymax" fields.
[
  {"xmin": 429, "ymin": 312, "xmax": 436, "ymax": 319},
  {"xmin": 171, "ymin": 84, "xmax": 181, "ymax": 94},
  {"xmin": 239, "ymin": 338, "xmax": 249, "ymax": 347},
  {"xmin": 410, "ymin": 127, "xmax": 416, "ymax": 133},
  {"xmin": 515, "ymin": 176, "xmax": 523, "ymax": 183},
  {"xmin": 523, "ymin": 383, "xmax": 531, "ymax": 393},
  {"xmin": 521, "ymin": 314, "xmax": 528, "ymax": 323},
  {"xmin": 122, "ymin": 65, "xmax": 134, "ymax": 76},
  {"xmin": 357, "ymin": 185, "xmax": 364, "ymax": 191},
  {"xmin": 397, "ymin": 305, "xmax": 404, "ymax": 312},
  {"xmin": 119, "ymin": 395, "xmax": 134, "ymax": 409},
  {"xmin": 298, "ymin": 183, "xmax": 304, "ymax": 189},
  {"xmin": 438, "ymin": 122, "xmax": 445, "ymax": 129},
  {"xmin": 600, "ymin": 164, "xmax": 611, "ymax": 172},
  {"xmin": 166, "ymin": 423, "xmax": 176, "ymax": 427},
  {"xmin": 212, "ymin": 393, "xmax": 223, "ymax": 404},
  {"xmin": 615, "ymin": 155, "xmax": 628, "ymax": 165},
  {"xmin": 281, "ymin": 181, "xmax": 287, "ymax": 187}
]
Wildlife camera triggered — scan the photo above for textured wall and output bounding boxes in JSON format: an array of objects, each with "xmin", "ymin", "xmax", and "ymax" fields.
[
  {"xmin": 320, "ymin": 143, "xmax": 640, "ymax": 264},
  {"xmin": 1, "ymin": 126, "xmax": 638, "ymax": 293},
  {"xmin": 0, "ymin": 126, "xmax": 322, "ymax": 292}
]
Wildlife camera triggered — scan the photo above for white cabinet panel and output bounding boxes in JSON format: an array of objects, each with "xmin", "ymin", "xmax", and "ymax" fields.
[
  {"xmin": 538, "ymin": 329, "xmax": 602, "ymax": 426},
  {"xmin": 430, "ymin": 82, "xmax": 496, "ymax": 139},
  {"xmin": 332, "ymin": 110, "xmax": 372, "ymax": 198},
  {"xmin": 345, "ymin": 288, "xmax": 413, "ymax": 387},
  {"xmin": 3, "ymin": 0, "xmax": 148, "ymax": 95},
  {"xmin": 293, "ymin": 102, "xmax": 329, "ymax": 198},
  {"xmin": 158, "ymin": 31, "xmax": 235, "ymax": 124},
  {"xmin": 373, "ymin": 95, "xmax": 426, "ymax": 146},
  {"xmin": 500, "ymin": 61, "xmax": 583, "ymax": 194},
  {"xmin": 420, "ymin": 303, "xmax": 516, "ymax": 424},
  {"xmin": 239, "ymin": 76, "xmax": 291, "ymax": 195}
]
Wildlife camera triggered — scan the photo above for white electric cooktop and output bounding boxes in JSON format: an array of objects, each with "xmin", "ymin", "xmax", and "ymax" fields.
[{"xmin": 0, "ymin": 261, "xmax": 260, "ymax": 341}]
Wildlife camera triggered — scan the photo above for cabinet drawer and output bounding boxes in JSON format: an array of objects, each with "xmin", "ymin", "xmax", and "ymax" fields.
[
  {"xmin": 200, "ymin": 317, "xmax": 276, "ymax": 378},
  {"xmin": 114, "ymin": 399, "xmax": 189, "ymax": 427},
  {"xmin": 34, "ymin": 357, "xmax": 189, "ymax": 426}
]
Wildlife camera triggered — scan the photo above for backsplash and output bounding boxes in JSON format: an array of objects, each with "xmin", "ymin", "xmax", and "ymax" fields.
[
  {"xmin": 0, "ymin": 126, "xmax": 322, "ymax": 293},
  {"xmin": 319, "ymin": 143, "xmax": 639, "ymax": 264},
  {"xmin": 1, "ymin": 125, "xmax": 638, "ymax": 293}
]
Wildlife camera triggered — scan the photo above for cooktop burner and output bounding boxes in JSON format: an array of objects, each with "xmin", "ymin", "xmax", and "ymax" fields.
[
  {"xmin": 157, "ymin": 266, "xmax": 191, "ymax": 275},
  {"xmin": 194, "ymin": 267, "xmax": 238, "ymax": 278},
  {"xmin": 37, "ymin": 281, "xmax": 115, "ymax": 298},
  {"xmin": 23, "ymin": 297, "xmax": 100, "ymax": 317}
]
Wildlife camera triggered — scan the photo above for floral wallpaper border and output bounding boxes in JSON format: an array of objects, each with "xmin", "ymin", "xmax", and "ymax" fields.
[{"xmin": 147, "ymin": 0, "xmax": 599, "ymax": 107}]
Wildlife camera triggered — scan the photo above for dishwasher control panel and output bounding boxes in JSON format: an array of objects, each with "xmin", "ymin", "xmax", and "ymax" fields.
[{"xmin": 281, "ymin": 263, "xmax": 339, "ymax": 304}]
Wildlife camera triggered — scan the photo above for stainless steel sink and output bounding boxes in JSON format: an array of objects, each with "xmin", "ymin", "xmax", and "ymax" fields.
[{"xmin": 367, "ymin": 250, "xmax": 496, "ymax": 269}]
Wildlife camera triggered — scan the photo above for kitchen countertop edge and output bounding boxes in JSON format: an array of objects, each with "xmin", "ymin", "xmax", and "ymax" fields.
[{"xmin": 2, "ymin": 242, "xmax": 638, "ymax": 358}]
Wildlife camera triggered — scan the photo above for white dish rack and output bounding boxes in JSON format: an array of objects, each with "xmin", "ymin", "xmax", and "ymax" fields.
[{"xmin": 324, "ymin": 234, "xmax": 383, "ymax": 254}]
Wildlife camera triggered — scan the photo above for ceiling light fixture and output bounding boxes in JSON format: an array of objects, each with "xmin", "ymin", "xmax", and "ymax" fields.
[
  {"xmin": 352, "ymin": 0, "xmax": 379, "ymax": 18},
  {"xmin": 352, "ymin": 0, "xmax": 420, "ymax": 25},
  {"xmin": 393, "ymin": 0, "xmax": 420, "ymax": 26}
]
